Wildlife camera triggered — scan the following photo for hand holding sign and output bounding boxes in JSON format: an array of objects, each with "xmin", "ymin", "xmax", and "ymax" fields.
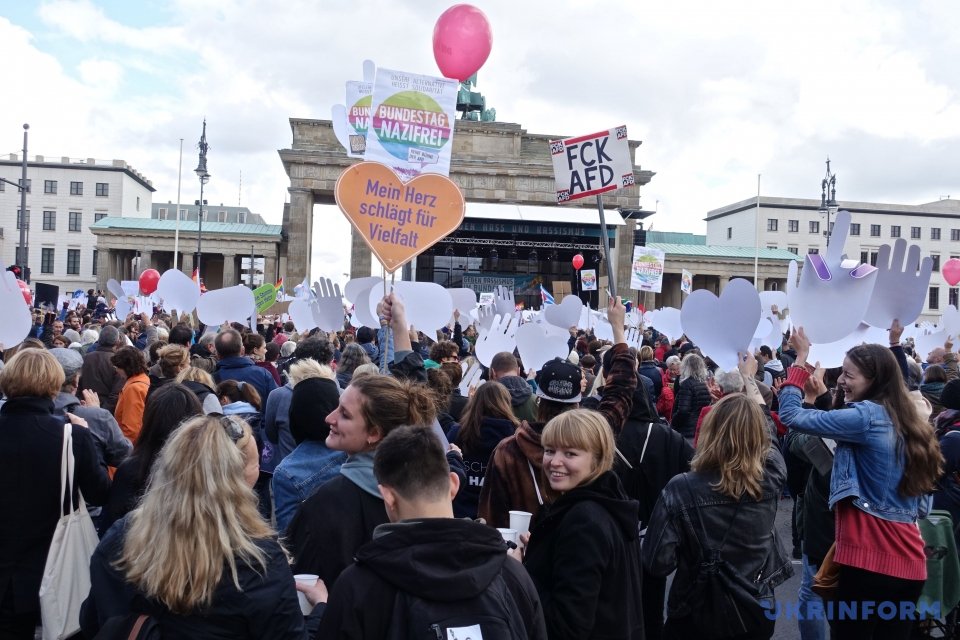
[
  {"xmin": 312, "ymin": 278, "xmax": 345, "ymax": 332},
  {"xmin": 492, "ymin": 285, "xmax": 516, "ymax": 318},
  {"xmin": 861, "ymin": 238, "xmax": 933, "ymax": 328}
]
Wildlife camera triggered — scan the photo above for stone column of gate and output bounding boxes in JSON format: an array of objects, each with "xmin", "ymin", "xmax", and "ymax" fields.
[
  {"xmin": 139, "ymin": 251, "xmax": 153, "ymax": 274},
  {"xmin": 286, "ymin": 188, "xmax": 315, "ymax": 286},
  {"xmin": 222, "ymin": 253, "xmax": 237, "ymax": 287}
]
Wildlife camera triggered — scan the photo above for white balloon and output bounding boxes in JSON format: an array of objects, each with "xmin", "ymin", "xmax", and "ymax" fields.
[
  {"xmin": 157, "ymin": 269, "xmax": 201, "ymax": 316},
  {"xmin": 196, "ymin": 286, "xmax": 256, "ymax": 326}
]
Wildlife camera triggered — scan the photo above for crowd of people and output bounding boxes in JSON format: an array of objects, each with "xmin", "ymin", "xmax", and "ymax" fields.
[{"xmin": 0, "ymin": 289, "xmax": 954, "ymax": 640}]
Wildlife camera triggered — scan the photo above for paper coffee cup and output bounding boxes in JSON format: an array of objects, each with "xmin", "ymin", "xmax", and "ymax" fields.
[
  {"xmin": 509, "ymin": 510, "xmax": 533, "ymax": 548},
  {"xmin": 497, "ymin": 528, "xmax": 518, "ymax": 545},
  {"xmin": 294, "ymin": 573, "xmax": 319, "ymax": 615}
]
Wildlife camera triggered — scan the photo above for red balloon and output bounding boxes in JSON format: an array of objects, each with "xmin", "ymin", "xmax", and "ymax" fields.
[
  {"xmin": 139, "ymin": 268, "xmax": 161, "ymax": 295},
  {"xmin": 432, "ymin": 4, "xmax": 493, "ymax": 81},
  {"xmin": 944, "ymin": 258, "xmax": 960, "ymax": 286},
  {"xmin": 572, "ymin": 254, "xmax": 584, "ymax": 270},
  {"xmin": 17, "ymin": 279, "xmax": 31, "ymax": 306}
]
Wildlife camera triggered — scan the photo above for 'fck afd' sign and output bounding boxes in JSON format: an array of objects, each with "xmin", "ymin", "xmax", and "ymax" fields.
[{"xmin": 549, "ymin": 125, "xmax": 635, "ymax": 203}]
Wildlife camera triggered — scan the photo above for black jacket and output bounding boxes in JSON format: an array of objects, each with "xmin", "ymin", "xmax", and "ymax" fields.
[
  {"xmin": 447, "ymin": 416, "xmax": 517, "ymax": 519},
  {"xmin": 638, "ymin": 361, "xmax": 664, "ymax": 400},
  {"xmin": 671, "ymin": 377, "xmax": 711, "ymax": 440},
  {"xmin": 0, "ymin": 396, "xmax": 111, "ymax": 614},
  {"xmin": 315, "ymin": 518, "xmax": 547, "ymax": 640},
  {"xmin": 615, "ymin": 397, "xmax": 694, "ymax": 527},
  {"xmin": 643, "ymin": 447, "xmax": 793, "ymax": 622},
  {"xmin": 786, "ymin": 431, "xmax": 835, "ymax": 566},
  {"xmin": 523, "ymin": 471, "xmax": 644, "ymax": 640},
  {"xmin": 287, "ymin": 474, "xmax": 389, "ymax": 589},
  {"xmin": 80, "ymin": 517, "xmax": 312, "ymax": 639}
]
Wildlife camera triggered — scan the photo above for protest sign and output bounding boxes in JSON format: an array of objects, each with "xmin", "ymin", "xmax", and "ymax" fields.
[
  {"xmin": 253, "ymin": 283, "xmax": 277, "ymax": 314},
  {"xmin": 681, "ymin": 269, "xmax": 693, "ymax": 295},
  {"xmin": 549, "ymin": 125, "xmax": 634, "ymax": 203},
  {"xmin": 345, "ymin": 80, "xmax": 373, "ymax": 157},
  {"xmin": 630, "ymin": 247, "xmax": 665, "ymax": 293},
  {"xmin": 33, "ymin": 282, "xmax": 59, "ymax": 311},
  {"xmin": 581, "ymin": 269, "xmax": 597, "ymax": 291},
  {"xmin": 365, "ymin": 68, "xmax": 459, "ymax": 181},
  {"xmin": 335, "ymin": 162, "xmax": 465, "ymax": 273},
  {"xmin": 681, "ymin": 278, "xmax": 761, "ymax": 371}
]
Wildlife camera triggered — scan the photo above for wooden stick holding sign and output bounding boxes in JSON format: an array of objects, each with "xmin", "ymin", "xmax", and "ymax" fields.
[{"xmin": 550, "ymin": 125, "xmax": 637, "ymax": 299}]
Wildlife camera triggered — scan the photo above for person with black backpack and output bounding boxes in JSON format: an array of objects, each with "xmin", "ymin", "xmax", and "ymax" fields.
[
  {"xmin": 643, "ymin": 389, "xmax": 793, "ymax": 640},
  {"xmin": 298, "ymin": 425, "xmax": 547, "ymax": 639}
]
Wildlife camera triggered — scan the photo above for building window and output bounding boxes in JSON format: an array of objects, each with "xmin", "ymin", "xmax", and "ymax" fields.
[
  {"xmin": 767, "ymin": 244, "xmax": 777, "ymax": 250},
  {"xmin": 180, "ymin": 209, "xmax": 187, "ymax": 220},
  {"xmin": 136, "ymin": 196, "xmax": 140, "ymax": 211},
  {"xmin": 767, "ymin": 219, "xmax": 778, "ymax": 232},
  {"xmin": 860, "ymin": 251, "xmax": 869, "ymax": 264},
  {"xmin": 42, "ymin": 210, "xmax": 56, "ymax": 231},
  {"xmin": 912, "ymin": 226, "xmax": 921, "ymax": 239},
  {"xmin": 67, "ymin": 249, "xmax": 80, "ymax": 275},
  {"xmin": 951, "ymin": 288, "xmax": 959, "ymax": 308},
  {"xmin": 952, "ymin": 229, "xmax": 960, "ymax": 242},
  {"xmin": 19, "ymin": 179, "xmax": 31, "ymax": 193},
  {"xmin": 933, "ymin": 255, "xmax": 941, "ymax": 272},
  {"xmin": 870, "ymin": 224, "xmax": 881, "ymax": 237},
  {"xmin": 44, "ymin": 180, "xmax": 57, "ymax": 194},
  {"xmin": 932, "ymin": 228, "xmax": 942, "ymax": 241},
  {"xmin": 92, "ymin": 249, "xmax": 98, "ymax": 276},
  {"xmin": 158, "ymin": 208, "xmax": 167, "ymax": 219},
  {"xmin": 0, "ymin": 180, "xmax": 4, "ymax": 192},
  {"xmin": 787, "ymin": 246, "xmax": 798, "ymax": 254},
  {"xmin": 218, "ymin": 210, "xmax": 227, "ymax": 222},
  {"xmin": 95, "ymin": 183, "xmax": 109, "ymax": 197},
  {"xmin": 41, "ymin": 248, "xmax": 54, "ymax": 274},
  {"xmin": 787, "ymin": 220, "xmax": 799, "ymax": 233},
  {"xmin": 69, "ymin": 211, "xmax": 82, "ymax": 232},
  {"xmin": 726, "ymin": 227, "xmax": 732, "ymax": 239},
  {"xmin": 94, "ymin": 212, "xmax": 107, "ymax": 222},
  {"xmin": 70, "ymin": 181, "xmax": 83, "ymax": 196},
  {"xmin": 870, "ymin": 252, "xmax": 879, "ymax": 266},
  {"xmin": 850, "ymin": 223, "xmax": 861, "ymax": 236},
  {"xmin": 930, "ymin": 286, "xmax": 940, "ymax": 310},
  {"xmin": 891, "ymin": 225, "xmax": 901, "ymax": 238},
  {"xmin": 809, "ymin": 221, "xmax": 819, "ymax": 234},
  {"xmin": 16, "ymin": 209, "xmax": 29, "ymax": 229},
  {"xmin": 808, "ymin": 247, "xmax": 820, "ymax": 254}
]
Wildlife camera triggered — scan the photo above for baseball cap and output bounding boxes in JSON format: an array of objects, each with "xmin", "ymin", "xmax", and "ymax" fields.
[{"xmin": 535, "ymin": 357, "xmax": 583, "ymax": 404}]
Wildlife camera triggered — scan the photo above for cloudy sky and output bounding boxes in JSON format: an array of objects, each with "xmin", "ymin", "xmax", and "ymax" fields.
[{"xmin": 2, "ymin": 0, "xmax": 959, "ymax": 282}]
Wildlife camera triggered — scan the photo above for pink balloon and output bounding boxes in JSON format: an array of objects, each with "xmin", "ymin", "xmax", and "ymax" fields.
[
  {"xmin": 944, "ymin": 258, "xmax": 960, "ymax": 286},
  {"xmin": 17, "ymin": 279, "xmax": 31, "ymax": 306},
  {"xmin": 572, "ymin": 254, "xmax": 584, "ymax": 271},
  {"xmin": 139, "ymin": 268, "xmax": 161, "ymax": 295},
  {"xmin": 432, "ymin": 4, "xmax": 493, "ymax": 81}
]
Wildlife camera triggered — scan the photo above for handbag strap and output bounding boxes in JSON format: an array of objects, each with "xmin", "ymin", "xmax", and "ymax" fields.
[
  {"xmin": 527, "ymin": 460, "xmax": 543, "ymax": 506},
  {"xmin": 60, "ymin": 422, "xmax": 72, "ymax": 517},
  {"xmin": 683, "ymin": 474, "xmax": 742, "ymax": 559}
]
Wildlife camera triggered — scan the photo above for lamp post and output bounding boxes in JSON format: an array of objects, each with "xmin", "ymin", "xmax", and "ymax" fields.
[
  {"xmin": 194, "ymin": 120, "xmax": 210, "ymax": 280},
  {"xmin": 818, "ymin": 157, "xmax": 838, "ymax": 247},
  {"xmin": 0, "ymin": 125, "xmax": 30, "ymax": 280}
]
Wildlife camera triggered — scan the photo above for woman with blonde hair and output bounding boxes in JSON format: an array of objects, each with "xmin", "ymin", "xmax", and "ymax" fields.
[
  {"xmin": 644, "ymin": 392, "xmax": 791, "ymax": 639},
  {"xmin": 81, "ymin": 414, "xmax": 314, "ymax": 637},
  {"xmin": 521, "ymin": 409, "xmax": 644, "ymax": 640},
  {"xmin": 175, "ymin": 366, "xmax": 221, "ymax": 414}
]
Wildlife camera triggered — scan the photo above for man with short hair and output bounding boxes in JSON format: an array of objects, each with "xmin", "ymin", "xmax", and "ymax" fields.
[
  {"xmin": 489, "ymin": 351, "xmax": 538, "ymax": 422},
  {"xmin": 213, "ymin": 328, "xmax": 277, "ymax": 402},
  {"xmin": 304, "ymin": 425, "xmax": 547, "ymax": 640},
  {"xmin": 757, "ymin": 345, "xmax": 785, "ymax": 385},
  {"xmin": 189, "ymin": 331, "xmax": 217, "ymax": 373}
]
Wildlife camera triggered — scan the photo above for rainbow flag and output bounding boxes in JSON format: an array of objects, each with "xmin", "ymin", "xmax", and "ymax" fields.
[
  {"xmin": 275, "ymin": 276, "xmax": 284, "ymax": 295},
  {"xmin": 191, "ymin": 267, "xmax": 199, "ymax": 283}
]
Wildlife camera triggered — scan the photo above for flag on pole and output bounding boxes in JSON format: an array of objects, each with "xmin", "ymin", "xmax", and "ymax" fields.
[
  {"xmin": 275, "ymin": 277, "xmax": 284, "ymax": 295},
  {"xmin": 191, "ymin": 267, "xmax": 199, "ymax": 283},
  {"xmin": 540, "ymin": 284, "xmax": 555, "ymax": 306}
]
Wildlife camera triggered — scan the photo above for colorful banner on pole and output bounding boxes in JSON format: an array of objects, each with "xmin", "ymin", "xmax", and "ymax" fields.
[
  {"xmin": 549, "ymin": 125, "xmax": 635, "ymax": 203},
  {"xmin": 365, "ymin": 68, "xmax": 459, "ymax": 182},
  {"xmin": 581, "ymin": 269, "xmax": 598, "ymax": 291},
  {"xmin": 681, "ymin": 269, "xmax": 693, "ymax": 295},
  {"xmin": 345, "ymin": 80, "xmax": 373, "ymax": 157},
  {"xmin": 630, "ymin": 246, "xmax": 665, "ymax": 293}
]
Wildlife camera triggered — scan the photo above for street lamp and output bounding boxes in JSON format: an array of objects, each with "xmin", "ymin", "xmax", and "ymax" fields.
[
  {"xmin": 0, "ymin": 125, "xmax": 30, "ymax": 280},
  {"xmin": 818, "ymin": 157, "xmax": 838, "ymax": 247},
  {"xmin": 194, "ymin": 119, "xmax": 210, "ymax": 280}
]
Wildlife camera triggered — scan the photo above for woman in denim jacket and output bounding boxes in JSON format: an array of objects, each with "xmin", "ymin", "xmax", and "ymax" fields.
[{"xmin": 778, "ymin": 328, "xmax": 943, "ymax": 640}]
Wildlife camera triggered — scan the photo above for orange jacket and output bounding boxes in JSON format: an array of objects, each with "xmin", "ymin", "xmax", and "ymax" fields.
[{"xmin": 114, "ymin": 373, "xmax": 149, "ymax": 443}]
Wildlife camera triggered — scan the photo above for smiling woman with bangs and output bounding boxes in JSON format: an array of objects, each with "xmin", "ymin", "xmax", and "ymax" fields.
[{"xmin": 519, "ymin": 409, "xmax": 644, "ymax": 640}]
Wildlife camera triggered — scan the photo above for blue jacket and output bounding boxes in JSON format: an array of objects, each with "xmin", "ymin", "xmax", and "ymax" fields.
[
  {"xmin": 262, "ymin": 383, "xmax": 295, "ymax": 472},
  {"xmin": 272, "ymin": 440, "xmax": 347, "ymax": 533},
  {"xmin": 214, "ymin": 356, "xmax": 278, "ymax": 406},
  {"xmin": 778, "ymin": 385, "xmax": 930, "ymax": 524}
]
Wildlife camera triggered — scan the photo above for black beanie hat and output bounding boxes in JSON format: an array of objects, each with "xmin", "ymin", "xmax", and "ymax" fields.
[{"xmin": 289, "ymin": 377, "xmax": 341, "ymax": 444}]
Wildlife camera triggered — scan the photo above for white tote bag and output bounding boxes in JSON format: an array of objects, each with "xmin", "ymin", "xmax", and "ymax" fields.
[{"xmin": 39, "ymin": 422, "xmax": 100, "ymax": 640}]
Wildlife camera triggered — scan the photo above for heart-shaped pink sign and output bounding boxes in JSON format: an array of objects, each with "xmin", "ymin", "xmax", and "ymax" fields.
[
  {"xmin": 680, "ymin": 278, "xmax": 761, "ymax": 371},
  {"xmin": 944, "ymin": 258, "xmax": 960, "ymax": 286}
]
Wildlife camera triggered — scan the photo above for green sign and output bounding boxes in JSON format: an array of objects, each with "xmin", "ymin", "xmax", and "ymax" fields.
[{"xmin": 253, "ymin": 284, "xmax": 277, "ymax": 314}]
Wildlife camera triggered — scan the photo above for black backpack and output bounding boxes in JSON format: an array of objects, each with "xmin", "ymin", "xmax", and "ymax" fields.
[
  {"xmin": 678, "ymin": 475, "xmax": 771, "ymax": 639},
  {"xmin": 386, "ymin": 567, "xmax": 528, "ymax": 640},
  {"xmin": 93, "ymin": 613, "xmax": 161, "ymax": 640}
]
